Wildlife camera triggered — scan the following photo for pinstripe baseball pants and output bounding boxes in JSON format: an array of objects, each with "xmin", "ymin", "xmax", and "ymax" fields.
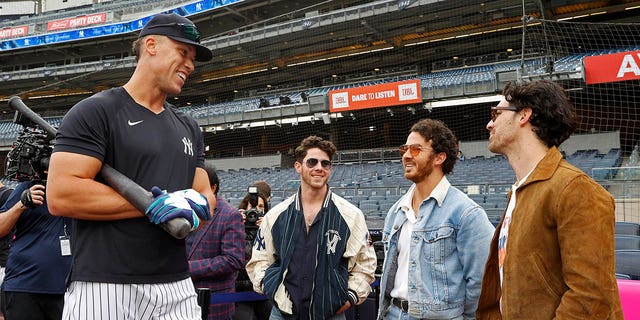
[{"xmin": 62, "ymin": 278, "xmax": 201, "ymax": 320}]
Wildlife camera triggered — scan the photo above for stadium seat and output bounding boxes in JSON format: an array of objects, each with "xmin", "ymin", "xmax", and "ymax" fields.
[
  {"xmin": 485, "ymin": 193, "xmax": 507, "ymax": 202},
  {"xmin": 482, "ymin": 201, "xmax": 501, "ymax": 210},
  {"xmin": 469, "ymin": 193, "xmax": 485, "ymax": 203},
  {"xmin": 615, "ymin": 250, "xmax": 640, "ymax": 280},
  {"xmin": 378, "ymin": 200, "xmax": 397, "ymax": 213},
  {"xmin": 360, "ymin": 203, "xmax": 379, "ymax": 215},
  {"xmin": 227, "ymin": 197, "xmax": 243, "ymax": 208},
  {"xmin": 615, "ymin": 222, "xmax": 640, "ymax": 236},
  {"xmin": 615, "ymin": 235, "xmax": 640, "ymax": 250},
  {"xmin": 269, "ymin": 196, "xmax": 283, "ymax": 202},
  {"xmin": 269, "ymin": 196, "xmax": 284, "ymax": 207}
]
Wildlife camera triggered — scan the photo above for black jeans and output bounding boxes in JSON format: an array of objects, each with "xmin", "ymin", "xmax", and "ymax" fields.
[
  {"xmin": 1, "ymin": 291, "xmax": 64, "ymax": 320},
  {"xmin": 232, "ymin": 300, "xmax": 273, "ymax": 320}
]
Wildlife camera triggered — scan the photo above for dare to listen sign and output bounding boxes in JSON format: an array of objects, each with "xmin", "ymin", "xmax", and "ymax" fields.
[{"xmin": 329, "ymin": 79, "xmax": 422, "ymax": 112}]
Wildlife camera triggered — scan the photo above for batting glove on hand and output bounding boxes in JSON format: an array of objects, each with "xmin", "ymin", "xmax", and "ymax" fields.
[
  {"xmin": 175, "ymin": 189, "xmax": 212, "ymax": 222},
  {"xmin": 146, "ymin": 187, "xmax": 199, "ymax": 228}
]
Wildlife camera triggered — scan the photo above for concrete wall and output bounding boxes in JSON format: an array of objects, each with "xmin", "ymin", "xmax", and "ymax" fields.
[
  {"xmin": 459, "ymin": 131, "xmax": 620, "ymax": 159},
  {"xmin": 208, "ymin": 154, "xmax": 282, "ymax": 171},
  {"xmin": 43, "ymin": 0, "xmax": 93, "ymax": 13},
  {"xmin": 0, "ymin": 1, "xmax": 37, "ymax": 15}
]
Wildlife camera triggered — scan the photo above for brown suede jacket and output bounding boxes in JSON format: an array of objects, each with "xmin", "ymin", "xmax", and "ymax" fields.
[{"xmin": 476, "ymin": 147, "xmax": 623, "ymax": 319}]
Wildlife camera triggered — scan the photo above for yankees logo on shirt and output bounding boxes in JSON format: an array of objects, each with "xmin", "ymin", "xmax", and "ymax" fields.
[{"xmin": 182, "ymin": 137, "xmax": 194, "ymax": 156}]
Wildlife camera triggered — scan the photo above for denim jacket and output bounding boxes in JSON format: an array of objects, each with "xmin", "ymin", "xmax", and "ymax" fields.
[{"xmin": 377, "ymin": 177, "xmax": 494, "ymax": 319}]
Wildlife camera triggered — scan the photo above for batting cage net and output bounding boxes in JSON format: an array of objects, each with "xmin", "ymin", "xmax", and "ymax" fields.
[
  {"xmin": 184, "ymin": 2, "xmax": 640, "ymax": 223},
  {"xmin": 0, "ymin": 0, "xmax": 638, "ymax": 223}
]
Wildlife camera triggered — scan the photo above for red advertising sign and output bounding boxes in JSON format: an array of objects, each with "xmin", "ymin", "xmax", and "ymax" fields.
[
  {"xmin": 47, "ymin": 13, "xmax": 107, "ymax": 32},
  {"xmin": 584, "ymin": 51, "xmax": 640, "ymax": 85},
  {"xmin": 0, "ymin": 26, "xmax": 29, "ymax": 39},
  {"xmin": 329, "ymin": 79, "xmax": 422, "ymax": 112}
]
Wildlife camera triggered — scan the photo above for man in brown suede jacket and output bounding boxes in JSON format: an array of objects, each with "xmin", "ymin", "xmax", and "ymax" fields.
[{"xmin": 476, "ymin": 80, "xmax": 623, "ymax": 319}]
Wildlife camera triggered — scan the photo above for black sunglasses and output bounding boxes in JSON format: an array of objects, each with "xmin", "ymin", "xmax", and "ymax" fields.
[
  {"xmin": 304, "ymin": 158, "xmax": 332, "ymax": 170},
  {"xmin": 148, "ymin": 23, "xmax": 201, "ymax": 43}
]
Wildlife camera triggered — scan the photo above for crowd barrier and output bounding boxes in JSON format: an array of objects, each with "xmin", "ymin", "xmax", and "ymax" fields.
[
  {"xmin": 198, "ymin": 279, "xmax": 639, "ymax": 319},
  {"xmin": 618, "ymin": 279, "xmax": 640, "ymax": 319}
]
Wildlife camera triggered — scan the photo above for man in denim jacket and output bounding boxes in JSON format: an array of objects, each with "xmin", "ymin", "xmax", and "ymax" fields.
[{"xmin": 378, "ymin": 119, "xmax": 494, "ymax": 320}]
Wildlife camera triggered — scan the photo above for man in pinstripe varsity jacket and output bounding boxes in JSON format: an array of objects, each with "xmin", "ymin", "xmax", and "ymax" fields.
[{"xmin": 246, "ymin": 136, "xmax": 377, "ymax": 320}]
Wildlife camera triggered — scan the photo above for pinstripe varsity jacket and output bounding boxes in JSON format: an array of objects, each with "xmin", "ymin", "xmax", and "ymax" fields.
[{"xmin": 246, "ymin": 189, "xmax": 377, "ymax": 319}]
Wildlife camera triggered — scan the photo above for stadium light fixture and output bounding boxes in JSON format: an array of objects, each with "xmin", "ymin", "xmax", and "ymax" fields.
[
  {"xmin": 200, "ymin": 68, "xmax": 269, "ymax": 83},
  {"xmin": 424, "ymin": 95, "xmax": 502, "ymax": 109},
  {"xmin": 287, "ymin": 46, "xmax": 393, "ymax": 67},
  {"xmin": 210, "ymin": 113, "xmax": 342, "ymax": 132},
  {"xmin": 321, "ymin": 113, "xmax": 331, "ymax": 124}
]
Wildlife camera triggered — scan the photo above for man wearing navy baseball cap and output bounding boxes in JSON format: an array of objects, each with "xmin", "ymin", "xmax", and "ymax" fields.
[
  {"xmin": 47, "ymin": 12, "xmax": 216, "ymax": 320},
  {"xmin": 139, "ymin": 13, "xmax": 213, "ymax": 62}
]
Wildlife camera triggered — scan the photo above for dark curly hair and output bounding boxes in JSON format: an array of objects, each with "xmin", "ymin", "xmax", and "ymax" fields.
[
  {"xmin": 294, "ymin": 135, "xmax": 337, "ymax": 163},
  {"xmin": 410, "ymin": 119, "xmax": 458, "ymax": 175},
  {"xmin": 502, "ymin": 80, "xmax": 578, "ymax": 148}
]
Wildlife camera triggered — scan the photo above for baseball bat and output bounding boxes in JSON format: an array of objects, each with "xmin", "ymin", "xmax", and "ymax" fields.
[{"xmin": 8, "ymin": 96, "xmax": 192, "ymax": 239}]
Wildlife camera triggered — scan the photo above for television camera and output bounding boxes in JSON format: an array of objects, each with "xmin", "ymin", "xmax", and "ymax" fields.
[{"xmin": 4, "ymin": 110, "xmax": 54, "ymax": 183}]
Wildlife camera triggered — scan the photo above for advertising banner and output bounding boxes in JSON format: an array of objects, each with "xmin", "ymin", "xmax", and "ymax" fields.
[
  {"xmin": 47, "ymin": 13, "xmax": 107, "ymax": 32},
  {"xmin": 584, "ymin": 51, "xmax": 640, "ymax": 84},
  {"xmin": 0, "ymin": 26, "xmax": 28, "ymax": 40},
  {"xmin": 329, "ymin": 79, "xmax": 422, "ymax": 112},
  {"xmin": 1, "ymin": 0, "xmax": 244, "ymax": 51}
]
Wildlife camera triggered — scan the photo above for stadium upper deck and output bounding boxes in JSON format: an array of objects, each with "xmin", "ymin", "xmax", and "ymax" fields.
[
  {"xmin": 0, "ymin": 0, "xmax": 638, "ymax": 165},
  {"xmin": 1, "ymin": 0, "xmax": 637, "ymax": 114}
]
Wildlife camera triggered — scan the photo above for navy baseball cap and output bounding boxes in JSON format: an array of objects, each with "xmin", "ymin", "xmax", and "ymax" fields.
[{"xmin": 139, "ymin": 13, "xmax": 213, "ymax": 62}]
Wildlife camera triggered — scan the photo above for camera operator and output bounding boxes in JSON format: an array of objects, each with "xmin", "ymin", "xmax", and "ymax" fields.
[
  {"xmin": 0, "ymin": 108, "xmax": 71, "ymax": 320},
  {"xmin": 233, "ymin": 188, "xmax": 272, "ymax": 320},
  {"xmin": 0, "ymin": 177, "xmax": 72, "ymax": 320},
  {"xmin": 237, "ymin": 189, "xmax": 267, "ymax": 227},
  {"xmin": 0, "ymin": 181, "xmax": 14, "ymax": 320}
]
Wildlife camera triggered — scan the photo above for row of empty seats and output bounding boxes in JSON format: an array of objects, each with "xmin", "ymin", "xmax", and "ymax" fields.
[
  {"xmin": 217, "ymin": 149, "xmax": 621, "ymax": 197},
  {"xmin": 614, "ymin": 222, "xmax": 640, "ymax": 280}
]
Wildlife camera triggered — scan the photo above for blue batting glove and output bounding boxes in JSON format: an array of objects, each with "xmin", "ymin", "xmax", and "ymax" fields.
[
  {"xmin": 176, "ymin": 189, "xmax": 212, "ymax": 222},
  {"xmin": 146, "ymin": 186, "xmax": 198, "ymax": 227}
]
